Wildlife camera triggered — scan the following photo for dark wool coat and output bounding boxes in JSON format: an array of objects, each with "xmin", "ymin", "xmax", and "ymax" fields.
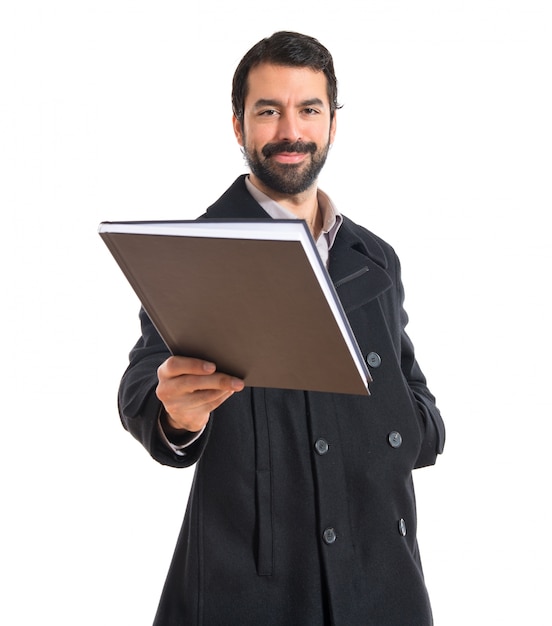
[{"xmin": 118, "ymin": 175, "xmax": 446, "ymax": 626}]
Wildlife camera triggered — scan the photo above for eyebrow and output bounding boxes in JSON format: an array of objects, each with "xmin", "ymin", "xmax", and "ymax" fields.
[{"xmin": 252, "ymin": 97, "xmax": 326, "ymax": 110}]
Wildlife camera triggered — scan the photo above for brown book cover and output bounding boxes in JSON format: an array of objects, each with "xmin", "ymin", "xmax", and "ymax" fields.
[{"xmin": 99, "ymin": 219, "xmax": 370, "ymax": 396}]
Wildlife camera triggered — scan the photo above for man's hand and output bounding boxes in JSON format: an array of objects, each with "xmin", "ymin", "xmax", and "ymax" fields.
[{"xmin": 156, "ymin": 356, "xmax": 245, "ymax": 433}]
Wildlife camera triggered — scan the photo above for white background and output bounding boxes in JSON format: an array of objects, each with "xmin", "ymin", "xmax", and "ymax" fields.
[{"xmin": 1, "ymin": 1, "xmax": 551, "ymax": 624}]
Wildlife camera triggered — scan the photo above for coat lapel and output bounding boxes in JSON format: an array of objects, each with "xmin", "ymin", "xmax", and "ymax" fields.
[{"xmin": 329, "ymin": 221, "xmax": 393, "ymax": 314}]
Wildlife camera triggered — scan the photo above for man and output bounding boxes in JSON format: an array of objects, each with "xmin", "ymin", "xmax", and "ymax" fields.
[{"xmin": 118, "ymin": 31, "xmax": 445, "ymax": 625}]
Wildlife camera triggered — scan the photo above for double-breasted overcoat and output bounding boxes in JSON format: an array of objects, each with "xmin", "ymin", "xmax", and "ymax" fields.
[{"xmin": 118, "ymin": 175, "xmax": 445, "ymax": 625}]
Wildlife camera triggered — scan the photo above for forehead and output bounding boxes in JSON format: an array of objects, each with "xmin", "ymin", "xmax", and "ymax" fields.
[{"xmin": 245, "ymin": 63, "xmax": 330, "ymax": 107}]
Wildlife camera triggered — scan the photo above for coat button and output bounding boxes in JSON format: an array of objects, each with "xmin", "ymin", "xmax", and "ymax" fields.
[
  {"xmin": 388, "ymin": 431, "xmax": 402, "ymax": 448},
  {"xmin": 314, "ymin": 438, "xmax": 329, "ymax": 455},
  {"xmin": 398, "ymin": 518, "xmax": 407, "ymax": 537},
  {"xmin": 366, "ymin": 352, "xmax": 382, "ymax": 368},
  {"xmin": 323, "ymin": 528, "xmax": 337, "ymax": 544}
]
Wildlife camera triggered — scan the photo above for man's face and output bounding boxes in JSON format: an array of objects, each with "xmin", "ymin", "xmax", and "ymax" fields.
[{"xmin": 233, "ymin": 63, "xmax": 337, "ymax": 196}]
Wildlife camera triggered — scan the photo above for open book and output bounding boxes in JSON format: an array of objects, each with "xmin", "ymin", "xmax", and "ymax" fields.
[{"xmin": 99, "ymin": 219, "xmax": 371, "ymax": 396}]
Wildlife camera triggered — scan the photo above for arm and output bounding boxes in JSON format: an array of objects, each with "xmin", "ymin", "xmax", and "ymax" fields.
[
  {"xmin": 394, "ymin": 259, "xmax": 446, "ymax": 468},
  {"xmin": 400, "ymin": 309, "xmax": 446, "ymax": 468},
  {"xmin": 118, "ymin": 307, "xmax": 244, "ymax": 467}
]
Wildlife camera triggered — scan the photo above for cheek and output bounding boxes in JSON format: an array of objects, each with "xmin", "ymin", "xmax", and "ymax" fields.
[{"xmin": 242, "ymin": 121, "xmax": 278, "ymax": 150}]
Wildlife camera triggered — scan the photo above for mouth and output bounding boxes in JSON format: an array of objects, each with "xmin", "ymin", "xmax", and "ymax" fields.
[{"xmin": 270, "ymin": 151, "xmax": 309, "ymax": 164}]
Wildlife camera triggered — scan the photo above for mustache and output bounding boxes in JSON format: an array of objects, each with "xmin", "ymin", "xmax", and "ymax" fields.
[{"xmin": 262, "ymin": 141, "xmax": 317, "ymax": 158}]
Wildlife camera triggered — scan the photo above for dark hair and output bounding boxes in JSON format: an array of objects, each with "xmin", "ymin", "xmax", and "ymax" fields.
[{"xmin": 232, "ymin": 31, "xmax": 341, "ymax": 125}]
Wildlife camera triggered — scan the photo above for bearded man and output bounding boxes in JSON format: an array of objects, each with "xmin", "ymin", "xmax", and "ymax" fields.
[{"xmin": 118, "ymin": 31, "xmax": 445, "ymax": 626}]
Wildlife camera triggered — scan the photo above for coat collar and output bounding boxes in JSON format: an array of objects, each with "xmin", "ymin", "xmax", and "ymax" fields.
[
  {"xmin": 204, "ymin": 175, "xmax": 392, "ymax": 312},
  {"xmin": 204, "ymin": 175, "xmax": 271, "ymax": 220}
]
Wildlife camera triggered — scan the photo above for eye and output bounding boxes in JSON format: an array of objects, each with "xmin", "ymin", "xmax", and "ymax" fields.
[
  {"xmin": 259, "ymin": 109, "xmax": 279, "ymax": 117},
  {"xmin": 303, "ymin": 107, "xmax": 321, "ymax": 116}
]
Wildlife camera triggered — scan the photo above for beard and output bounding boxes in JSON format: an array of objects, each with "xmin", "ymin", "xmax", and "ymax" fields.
[{"xmin": 242, "ymin": 138, "xmax": 331, "ymax": 195}]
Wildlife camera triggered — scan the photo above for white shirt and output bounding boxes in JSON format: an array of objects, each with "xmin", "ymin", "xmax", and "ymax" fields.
[{"xmin": 245, "ymin": 176, "xmax": 343, "ymax": 268}]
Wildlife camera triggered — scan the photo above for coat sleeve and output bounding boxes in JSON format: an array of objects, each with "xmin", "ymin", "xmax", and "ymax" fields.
[
  {"xmin": 117, "ymin": 307, "xmax": 211, "ymax": 468},
  {"xmin": 394, "ymin": 256, "xmax": 446, "ymax": 468}
]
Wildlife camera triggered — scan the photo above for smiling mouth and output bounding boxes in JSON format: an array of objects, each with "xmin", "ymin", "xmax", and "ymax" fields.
[{"xmin": 270, "ymin": 152, "xmax": 309, "ymax": 163}]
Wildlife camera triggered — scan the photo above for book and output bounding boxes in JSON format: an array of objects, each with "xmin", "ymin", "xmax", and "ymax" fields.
[{"xmin": 99, "ymin": 219, "xmax": 371, "ymax": 396}]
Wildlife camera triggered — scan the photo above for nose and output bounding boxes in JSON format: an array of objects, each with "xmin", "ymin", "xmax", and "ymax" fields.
[{"xmin": 276, "ymin": 112, "xmax": 301, "ymax": 143}]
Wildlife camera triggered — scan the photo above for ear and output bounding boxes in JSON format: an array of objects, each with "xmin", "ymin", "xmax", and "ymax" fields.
[
  {"xmin": 233, "ymin": 115, "xmax": 244, "ymax": 147},
  {"xmin": 329, "ymin": 111, "xmax": 337, "ymax": 145}
]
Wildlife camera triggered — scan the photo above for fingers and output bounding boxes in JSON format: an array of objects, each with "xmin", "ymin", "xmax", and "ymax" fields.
[
  {"xmin": 156, "ymin": 356, "xmax": 244, "ymax": 433},
  {"xmin": 158, "ymin": 356, "xmax": 244, "ymax": 393},
  {"xmin": 158, "ymin": 356, "xmax": 217, "ymax": 378}
]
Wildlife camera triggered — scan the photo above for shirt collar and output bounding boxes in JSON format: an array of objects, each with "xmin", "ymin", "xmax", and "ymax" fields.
[{"xmin": 244, "ymin": 175, "xmax": 343, "ymax": 247}]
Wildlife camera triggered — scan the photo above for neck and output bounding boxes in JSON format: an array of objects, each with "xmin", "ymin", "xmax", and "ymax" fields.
[
  {"xmin": 249, "ymin": 175, "xmax": 322, "ymax": 238},
  {"xmin": 304, "ymin": 204, "xmax": 323, "ymax": 240}
]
